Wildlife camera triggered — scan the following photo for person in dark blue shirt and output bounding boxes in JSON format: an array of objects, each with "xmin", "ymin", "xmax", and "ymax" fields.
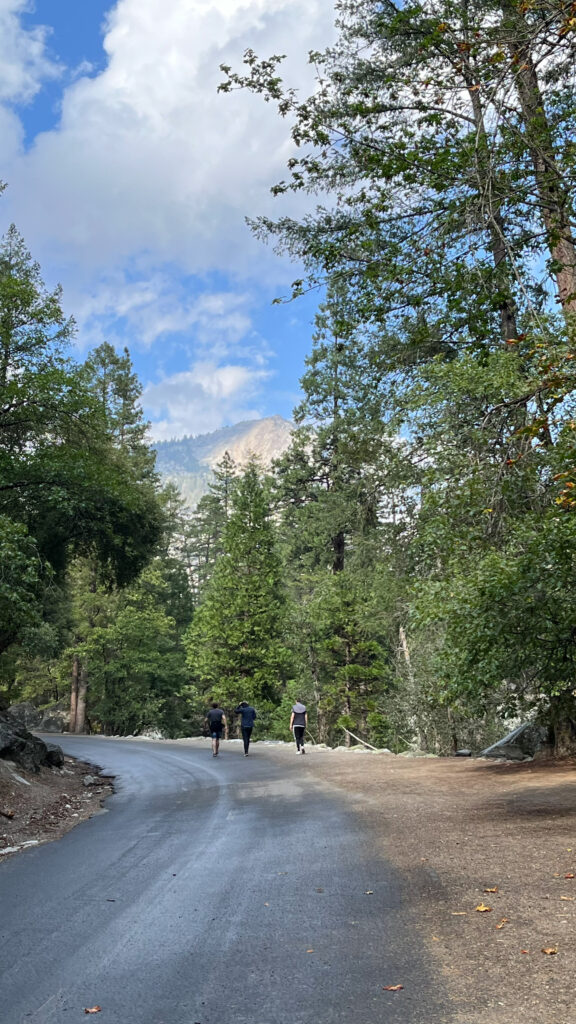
[
  {"xmin": 206, "ymin": 703, "xmax": 226, "ymax": 757},
  {"xmin": 234, "ymin": 701, "xmax": 258, "ymax": 756}
]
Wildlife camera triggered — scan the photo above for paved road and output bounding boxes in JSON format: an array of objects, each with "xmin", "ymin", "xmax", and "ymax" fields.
[{"xmin": 0, "ymin": 738, "xmax": 449, "ymax": 1024}]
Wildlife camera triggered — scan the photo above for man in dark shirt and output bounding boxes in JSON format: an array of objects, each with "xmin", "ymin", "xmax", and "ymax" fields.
[
  {"xmin": 206, "ymin": 702, "xmax": 226, "ymax": 757},
  {"xmin": 234, "ymin": 701, "xmax": 258, "ymax": 756}
]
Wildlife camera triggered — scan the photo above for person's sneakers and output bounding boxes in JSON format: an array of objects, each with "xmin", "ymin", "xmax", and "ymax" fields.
[
  {"xmin": 244, "ymin": 752, "xmax": 249, "ymax": 757},
  {"xmin": 301, "ymin": 748, "xmax": 306, "ymax": 754}
]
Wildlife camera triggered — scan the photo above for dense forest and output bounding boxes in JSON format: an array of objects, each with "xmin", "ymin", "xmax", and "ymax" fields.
[{"xmin": 3, "ymin": 0, "xmax": 576, "ymax": 753}]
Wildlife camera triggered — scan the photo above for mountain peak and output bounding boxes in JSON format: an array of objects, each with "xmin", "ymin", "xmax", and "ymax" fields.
[{"xmin": 153, "ymin": 416, "xmax": 293, "ymax": 506}]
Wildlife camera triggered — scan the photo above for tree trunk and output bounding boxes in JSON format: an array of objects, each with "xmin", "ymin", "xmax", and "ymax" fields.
[
  {"xmin": 548, "ymin": 693, "xmax": 576, "ymax": 755},
  {"xmin": 75, "ymin": 663, "xmax": 88, "ymax": 734},
  {"xmin": 462, "ymin": 61, "xmax": 519, "ymax": 341},
  {"xmin": 501, "ymin": 0, "xmax": 576, "ymax": 312},
  {"xmin": 69, "ymin": 655, "xmax": 79, "ymax": 733}
]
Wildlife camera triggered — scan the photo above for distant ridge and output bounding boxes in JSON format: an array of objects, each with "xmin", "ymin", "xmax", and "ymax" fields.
[{"xmin": 153, "ymin": 415, "xmax": 294, "ymax": 506}]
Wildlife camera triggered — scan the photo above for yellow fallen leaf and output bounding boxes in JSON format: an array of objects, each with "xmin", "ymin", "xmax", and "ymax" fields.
[
  {"xmin": 84, "ymin": 1009, "xmax": 102, "ymax": 1016},
  {"xmin": 451, "ymin": 911, "xmax": 467, "ymax": 916},
  {"xmin": 475, "ymin": 904, "xmax": 492, "ymax": 912},
  {"xmin": 542, "ymin": 946, "xmax": 558, "ymax": 955},
  {"xmin": 560, "ymin": 896, "xmax": 575, "ymax": 901},
  {"xmin": 484, "ymin": 887, "xmax": 498, "ymax": 893},
  {"xmin": 382, "ymin": 984, "xmax": 404, "ymax": 991},
  {"xmin": 495, "ymin": 918, "xmax": 509, "ymax": 929},
  {"xmin": 432, "ymin": 935, "xmax": 440, "ymax": 941},
  {"xmin": 306, "ymin": 949, "xmax": 314, "ymax": 953}
]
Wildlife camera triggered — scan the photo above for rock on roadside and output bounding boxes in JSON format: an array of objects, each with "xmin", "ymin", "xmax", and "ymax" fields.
[
  {"xmin": 479, "ymin": 722, "xmax": 552, "ymax": 761},
  {"xmin": 0, "ymin": 710, "xmax": 64, "ymax": 773},
  {"xmin": 8, "ymin": 700, "xmax": 69, "ymax": 733}
]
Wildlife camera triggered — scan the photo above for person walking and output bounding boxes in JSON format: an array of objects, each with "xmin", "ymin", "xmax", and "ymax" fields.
[
  {"xmin": 234, "ymin": 700, "xmax": 258, "ymax": 756},
  {"xmin": 290, "ymin": 701, "xmax": 307, "ymax": 754},
  {"xmin": 206, "ymin": 702, "xmax": 226, "ymax": 757}
]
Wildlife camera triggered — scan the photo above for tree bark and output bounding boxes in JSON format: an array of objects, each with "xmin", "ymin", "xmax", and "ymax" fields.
[
  {"xmin": 75, "ymin": 663, "xmax": 88, "ymax": 734},
  {"xmin": 501, "ymin": 0, "xmax": 576, "ymax": 312}
]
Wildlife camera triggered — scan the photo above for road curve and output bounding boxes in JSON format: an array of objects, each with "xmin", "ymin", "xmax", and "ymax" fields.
[{"xmin": 0, "ymin": 737, "xmax": 448, "ymax": 1024}]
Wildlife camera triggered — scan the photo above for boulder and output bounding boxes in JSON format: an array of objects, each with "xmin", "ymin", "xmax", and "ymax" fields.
[
  {"xmin": 44, "ymin": 742, "xmax": 65, "ymax": 768},
  {"xmin": 38, "ymin": 701, "xmax": 70, "ymax": 733},
  {"xmin": 479, "ymin": 723, "xmax": 552, "ymax": 761},
  {"xmin": 0, "ymin": 712, "xmax": 63, "ymax": 773},
  {"xmin": 8, "ymin": 699, "xmax": 70, "ymax": 734},
  {"xmin": 7, "ymin": 702, "xmax": 42, "ymax": 731}
]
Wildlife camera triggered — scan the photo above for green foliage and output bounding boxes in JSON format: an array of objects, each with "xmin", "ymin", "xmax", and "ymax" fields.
[
  {"xmin": 185, "ymin": 462, "xmax": 288, "ymax": 709},
  {"xmin": 79, "ymin": 567, "xmax": 188, "ymax": 736},
  {"xmin": 0, "ymin": 516, "xmax": 45, "ymax": 654}
]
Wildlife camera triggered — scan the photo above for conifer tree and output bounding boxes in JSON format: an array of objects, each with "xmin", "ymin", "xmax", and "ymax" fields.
[{"xmin": 184, "ymin": 461, "xmax": 287, "ymax": 709}]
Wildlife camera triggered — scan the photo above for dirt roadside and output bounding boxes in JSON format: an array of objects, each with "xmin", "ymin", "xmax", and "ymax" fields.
[
  {"xmin": 266, "ymin": 747, "xmax": 576, "ymax": 1024},
  {"xmin": 0, "ymin": 755, "xmax": 113, "ymax": 859}
]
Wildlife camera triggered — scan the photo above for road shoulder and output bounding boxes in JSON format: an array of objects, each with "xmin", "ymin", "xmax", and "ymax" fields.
[{"xmin": 264, "ymin": 747, "xmax": 576, "ymax": 1024}]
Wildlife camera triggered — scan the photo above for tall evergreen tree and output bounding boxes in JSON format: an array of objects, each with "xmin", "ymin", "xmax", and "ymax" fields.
[{"xmin": 184, "ymin": 461, "xmax": 287, "ymax": 710}]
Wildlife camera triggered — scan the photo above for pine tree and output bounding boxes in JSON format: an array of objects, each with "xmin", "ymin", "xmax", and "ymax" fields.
[{"xmin": 184, "ymin": 461, "xmax": 287, "ymax": 710}]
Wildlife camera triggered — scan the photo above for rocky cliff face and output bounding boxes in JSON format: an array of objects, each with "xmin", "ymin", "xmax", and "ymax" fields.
[{"xmin": 153, "ymin": 415, "xmax": 293, "ymax": 506}]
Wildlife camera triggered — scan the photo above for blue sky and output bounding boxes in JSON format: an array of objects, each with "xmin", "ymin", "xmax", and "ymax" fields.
[{"xmin": 0, "ymin": 0, "xmax": 335, "ymax": 438}]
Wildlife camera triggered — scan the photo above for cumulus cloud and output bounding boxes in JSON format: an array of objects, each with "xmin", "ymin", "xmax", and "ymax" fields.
[
  {"xmin": 0, "ymin": 0, "xmax": 333, "ymax": 434},
  {"xmin": 1, "ymin": 0, "xmax": 333, "ymax": 282},
  {"xmin": 0, "ymin": 0, "xmax": 60, "ymax": 104},
  {"xmin": 144, "ymin": 360, "xmax": 271, "ymax": 440}
]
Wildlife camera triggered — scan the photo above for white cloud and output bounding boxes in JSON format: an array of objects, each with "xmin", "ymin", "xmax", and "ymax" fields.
[
  {"xmin": 144, "ymin": 360, "xmax": 270, "ymax": 439},
  {"xmin": 0, "ymin": 0, "xmax": 60, "ymax": 104},
  {"xmin": 71, "ymin": 273, "xmax": 256, "ymax": 352},
  {"xmin": 0, "ymin": 0, "xmax": 332, "ymax": 434},
  {"xmin": 0, "ymin": 0, "xmax": 334, "ymax": 284}
]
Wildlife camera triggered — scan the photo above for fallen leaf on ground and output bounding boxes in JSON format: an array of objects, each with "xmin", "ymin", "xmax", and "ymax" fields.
[
  {"xmin": 475, "ymin": 904, "xmax": 492, "ymax": 912},
  {"xmin": 484, "ymin": 887, "xmax": 498, "ymax": 893},
  {"xmin": 84, "ymin": 1008, "xmax": 102, "ymax": 1015},
  {"xmin": 382, "ymin": 985, "xmax": 404, "ymax": 991},
  {"xmin": 306, "ymin": 949, "xmax": 314, "ymax": 953},
  {"xmin": 560, "ymin": 896, "xmax": 575, "ymax": 901},
  {"xmin": 542, "ymin": 946, "xmax": 558, "ymax": 955},
  {"xmin": 495, "ymin": 918, "xmax": 509, "ymax": 929},
  {"xmin": 432, "ymin": 936, "xmax": 440, "ymax": 941},
  {"xmin": 364, "ymin": 890, "xmax": 374, "ymax": 895},
  {"xmin": 564, "ymin": 873, "xmax": 575, "ymax": 879},
  {"xmin": 264, "ymin": 902, "xmax": 269, "ymax": 906},
  {"xmin": 451, "ymin": 911, "xmax": 467, "ymax": 916},
  {"xmin": 521, "ymin": 949, "xmax": 529, "ymax": 954}
]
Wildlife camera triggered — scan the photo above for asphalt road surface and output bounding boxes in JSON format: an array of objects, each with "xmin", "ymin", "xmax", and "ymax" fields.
[{"xmin": 0, "ymin": 737, "xmax": 450, "ymax": 1024}]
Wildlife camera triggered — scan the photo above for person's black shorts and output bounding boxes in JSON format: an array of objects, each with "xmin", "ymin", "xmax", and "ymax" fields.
[{"xmin": 211, "ymin": 728, "xmax": 223, "ymax": 740}]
